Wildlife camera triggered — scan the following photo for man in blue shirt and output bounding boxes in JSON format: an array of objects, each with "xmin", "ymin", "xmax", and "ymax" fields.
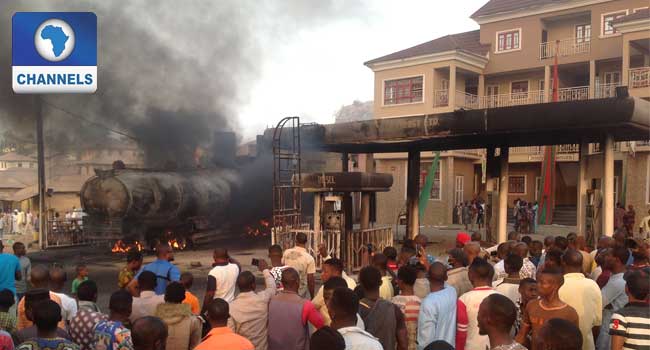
[
  {"xmin": 0, "ymin": 241, "xmax": 21, "ymax": 297},
  {"xmin": 417, "ymin": 262, "xmax": 457, "ymax": 350},
  {"xmin": 128, "ymin": 244, "xmax": 180, "ymax": 295}
]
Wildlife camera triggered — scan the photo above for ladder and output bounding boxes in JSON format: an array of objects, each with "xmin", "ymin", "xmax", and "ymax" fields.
[{"xmin": 272, "ymin": 117, "xmax": 302, "ymax": 232}]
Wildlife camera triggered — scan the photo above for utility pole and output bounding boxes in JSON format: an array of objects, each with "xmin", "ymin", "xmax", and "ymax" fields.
[{"xmin": 35, "ymin": 96, "xmax": 46, "ymax": 250}]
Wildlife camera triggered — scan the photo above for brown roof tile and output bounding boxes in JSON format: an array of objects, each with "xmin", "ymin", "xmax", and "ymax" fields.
[
  {"xmin": 365, "ymin": 30, "xmax": 488, "ymax": 66},
  {"xmin": 613, "ymin": 8, "xmax": 650, "ymax": 24},
  {"xmin": 471, "ymin": 0, "xmax": 570, "ymax": 18}
]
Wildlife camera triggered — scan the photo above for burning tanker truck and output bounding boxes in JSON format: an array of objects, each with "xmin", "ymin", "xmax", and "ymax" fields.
[{"xmin": 80, "ymin": 166, "xmax": 239, "ymax": 249}]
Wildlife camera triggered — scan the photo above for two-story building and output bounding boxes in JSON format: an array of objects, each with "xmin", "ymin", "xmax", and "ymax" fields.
[{"xmin": 365, "ymin": 0, "xmax": 650, "ymax": 230}]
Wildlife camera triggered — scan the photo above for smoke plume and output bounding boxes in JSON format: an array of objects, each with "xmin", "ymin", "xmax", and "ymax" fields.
[{"xmin": 0, "ymin": 0, "xmax": 363, "ymax": 167}]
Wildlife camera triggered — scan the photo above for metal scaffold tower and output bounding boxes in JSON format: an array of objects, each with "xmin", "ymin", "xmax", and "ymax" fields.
[{"xmin": 272, "ymin": 117, "xmax": 302, "ymax": 232}]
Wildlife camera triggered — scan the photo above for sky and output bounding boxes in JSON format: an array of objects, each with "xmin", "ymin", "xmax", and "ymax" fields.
[{"xmin": 238, "ymin": 0, "xmax": 487, "ymax": 141}]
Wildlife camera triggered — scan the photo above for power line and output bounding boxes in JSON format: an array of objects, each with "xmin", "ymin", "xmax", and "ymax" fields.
[{"xmin": 39, "ymin": 97, "xmax": 139, "ymax": 141}]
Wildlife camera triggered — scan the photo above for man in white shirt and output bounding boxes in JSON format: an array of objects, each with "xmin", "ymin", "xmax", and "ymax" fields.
[
  {"xmin": 49, "ymin": 266, "xmax": 77, "ymax": 323},
  {"xmin": 494, "ymin": 254, "xmax": 523, "ymax": 305},
  {"xmin": 203, "ymin": 248, "xmax": 240, "ymax": 309},
  {"xmin": 329, "ymin": 287, "xmax": 382, "ymax": 350},
  {"xmin": 130, "ymin": 270, "xmax": 165, "ymax": 322},
  {"xmin": 558, "ymin": 249, "xmax": 602, "ymax": 350},
  {"xmin": 282, "ymin": 232, "xmax": 316, "ymax": 298}
]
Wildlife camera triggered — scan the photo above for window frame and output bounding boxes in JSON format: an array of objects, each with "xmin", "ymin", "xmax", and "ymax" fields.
[
  {"xmin": 510, "ymin": 80, "xmax": 530, "ymax": 94},
  {"xmin": 382, "ymin": 75, "xmax": 425, "ymax": 106},
  {"xmin": 508, "ymin": 175, "xmax": 527, "ymax": 195},
  {"xmin": 495, "ymin": 28, "xmax": 522, "ymax": 53},
  {"xmin": 575, "ymin": 23, "xmax": 591, "ymax": 43},
  {"xmin": 454, "ymin": 175, "xmax": 464, "ymax": 205},
  {"xmin": 600, "ymin": 10, "xmax": 628, "ymax": 37},
  {"xmin": 408, "ymin": 160, "xmax": 442, "ymax": 201}
]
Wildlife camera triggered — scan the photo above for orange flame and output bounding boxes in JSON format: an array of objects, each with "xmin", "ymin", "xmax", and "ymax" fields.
[
  {"xmin": 111, "ymin": 240, "xmax": 144, "ymax": 253},
  {"xmin": 244, "ymin": 219, "xmax": 272, "ymax": 236},
  {"xmin": 168, "ymin": 239, "xmax": 186, "ymax": 250}
]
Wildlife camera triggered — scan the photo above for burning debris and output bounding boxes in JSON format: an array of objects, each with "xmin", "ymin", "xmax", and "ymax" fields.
[
  {"xmin": 111, "ymin": 240, "xmax": 144, "ymax": 253},
  {"xmin": 245, "ymin": 219, "xmax": 271, "ymax": 237}
]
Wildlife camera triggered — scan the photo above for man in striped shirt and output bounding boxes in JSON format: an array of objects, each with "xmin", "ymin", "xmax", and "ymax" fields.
[
  {"xmin": 609, "ymin": 270, "xmax": 650, "ymax": 350},
  {"xmin": 391, "ymin": 265, "xmax": 421, "ymax": 350}
]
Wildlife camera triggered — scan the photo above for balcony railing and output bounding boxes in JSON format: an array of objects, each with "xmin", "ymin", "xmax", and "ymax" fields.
[
  {"xmin": 455, "ymin": 91, "xmax": 480, "ymax": 109},
  {"xmin": 434, "ymin": 89, "xmax": 449, "ymax": 107},
  {"xmin": 539, "ymin": 37, "xmax": 591, "ymax": 60},
  {"xmin": 480, "ymin": 90, "xmax": 545, "ymax": 108},
  {"xmin": 630, "ymin": 67, "xmax": 650, "ymax": 89},
  {"xmin": 557, "ymin": 86, "xmax": 589, "ymax": 102},
  {"xmin": 595, "ymin": 83, "xmax": 620, "ymax": 98}
]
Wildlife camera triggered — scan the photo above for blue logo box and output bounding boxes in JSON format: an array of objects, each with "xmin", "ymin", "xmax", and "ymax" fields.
[{"xmin": 12, "ymin": 12, "xmax": 97, "ymax": 93}]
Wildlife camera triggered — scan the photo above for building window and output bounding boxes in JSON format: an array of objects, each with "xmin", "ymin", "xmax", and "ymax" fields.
[
  {"xmin": 602, "ymin": 11, "xmax": 627, "ymax": 36},
  {"xmin": 634, "ymin": 7, "xmax": 649, "ymax": 13},
  {"xmin": 17, "ymin": 163, "xmax": 22, "ymax": 168},
  {"xmin": 419, "ymin": 162, "xmax": 442, "ymax": 200},
  {"xmin": 497, "ymin": 29, "xmax": 521, "ymax": 52},
  {"xmin": 384, "ymin": 76, "xmax": 423, "ymax": 105},
  {"xmin": 486, "ymin": 85, "xmax": 499, "ymax": 96},
  {"xmin": 508, "ymin": 175, "xmax": 526, "ymax": 194},
  {"xmin": 454, "ymin": 175, "xmax": 464, "ymax": 205},
  {"xmin": 575, "ymin": 24, "xmax": 591, "ymax": 43},
  {"xmin": 511, "ymin": 81, "xmax": 529, "ymax": 93},
  {"xmin": 603, "ymin": 72, "xmax": 621, "ymax": 85}
]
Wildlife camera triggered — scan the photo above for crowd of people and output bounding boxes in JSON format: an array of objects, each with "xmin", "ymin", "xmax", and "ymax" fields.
[
  {"xmin": 0, "ymin": 210, "xmax": 35, "ymax": 239},
  {"xmin": 454, "ymin": 200, "xmax": 486, "ymax": 231},
  {"xmin": 0, "ymin": 229, "xmax": 647, "ymax": 350}
]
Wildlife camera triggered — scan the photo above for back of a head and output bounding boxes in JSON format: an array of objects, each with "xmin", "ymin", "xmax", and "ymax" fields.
[
  {"xmin": 611, "ymin": 246, "xmax": 630, "ymax": 265},
  {"xmin": 310, "ymin": 326, "xmax": 346, "ymax": 350},
  {"xmin": 164, "ymin": 282, "xmax": 186, "ymax": 304},
  {"xmin": 281, "ymin": 267, "xmax": 300, "ymax": 290},
  {"xmin": 504, "ymin": 253, "xmax": 523, "ymax": 274},
  {"xmin": 323, "ymin": 276, "xmax": 348, "ymax": 292},
  {"xmin": 127, "ymin": 250, "xmax": 143, "ymax": 263},
  {"xmin": 554, "ymin": 236, "xmax": 569, "ymax": 251},
  {"xmin": 180, "ymin": 272, "xmax": 194, "ymax": 288},
  {"xmin": 77, "ymin": 280, "xmax": 98, "ymax": 302},
  {"xmin": 372, "ymin": 253, "xmax": 388, "ymax": 269},
  {"xmin": 49, "ymin": 266, "xmax": 67, "ymax": 289},
  {"xmin": 423, "ymin": 340, "xmax": 455, "ymax": 350},
  {"xmin": 469, "ymin": 258, "xmax": 494, "ymax": 282},
  {"xmin": 496, "ymin": 242, "xmax": 510, "ymax": 257},
  {"xmin": 323, "ymin": 258, "xmax": 344, "ymax": 275},
  {"xmin": 110, "ymin": 290, "xmax": 133, "ymax": 315},
  {"xmin": 295, "ymin": 232, "xmax": 308, "ymax": 245},
  {"xmin": 536, "ymin": 318, "xmax": 583, "ymax": 350},
  {"xmin": 383, "ymin": 246, "xmax": 397, "ymax": 260},
  {"xmin": 30, "ymin": 264, "xmax": 50, "ymax": 288},
  {"xmin": 471, "ymin": 232, "xmax": 482, "ymax": 242},
  {"xmin": 507, "ymin": 232, "xmax": 519, "ymax": 241},
  {"xmin": 626, "ymin": 270, "xmax": 650, "ymax": 300},
  {"xmin": 24, "ymin": 289, "xmax": 50, "ymax": 311},
  {"xmin": 427, "ymin": 262, "xmax": 448, "ymax": 284},
  {"xmin": 521, "ymin": 236, "xmax": 532, "ymax": 245},
  {"xmin": 237, "ymin": 271, "xmax": 256, "ymax": 292},
  {"xmin": 561, "ymin": 249, "xmax": 583, "ymax": 269},
  {"xmin": 544, "ymin": 235, "xmax": 555, "ymax": 247},
  {"xmin": 268, "ymin": 244, "xmax": 283, "ymax": 256},
  {"xmin": 33, "ymin": 300, "xmax": 62, "ymax": 332},
  {"xmin": 207, "ymin": 298, "xmax": 229, "ymax": 324},
  {"xmin": 132, "ymin": 316, "xmax": 168, "ymax": 350},
  {"xmin": 330, "ymin": 287, "xmax": 359, "ymax": 319},
  {"xmin": 483, "ymin": 294, "xmax": 517, "ymax": 332},
  {"xmin": 156, "ymin": 243, "xmax": 171, "ymax": 258},
  {"xmin": 397, "ymin": 265, "xmax": 417, "ymax": 286},
  {"xmin": 359, "ymin": 266, "xmax": 382, "ymax": 291},
  {"xmin": 138, "ymin": 270, "xmax": 157, "ymax": 291},
  {"xmin": 213, "ymin": 247, "xmax": 229, "ymax": 260},
  {"xmin": 449, "ymin": 248, "xmax": 469, "ymax": 267},
  {"xmin": 0, "ymin": 289, "xmax": 14, "ymax": 309},
  {"xmin": 545, "ymin": 248, "xmax": 564, "ymax": 267}
]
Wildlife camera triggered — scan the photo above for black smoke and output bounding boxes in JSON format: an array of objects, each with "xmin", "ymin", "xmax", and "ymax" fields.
[{"xmin": 0, "ymin": 0, "xmax": 363, "ymax": 167}]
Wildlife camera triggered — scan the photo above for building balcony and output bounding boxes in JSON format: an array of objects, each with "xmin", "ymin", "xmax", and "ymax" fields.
[
  {"xmin": 539, "ymin": 37, "xmax": 590, "ymax": 60},
  {"xmin": 630, "ymin": 67, "xmax": 650, "ymax": 89}
]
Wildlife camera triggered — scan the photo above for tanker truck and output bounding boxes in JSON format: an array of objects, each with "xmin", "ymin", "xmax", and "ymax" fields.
[{"xmin": 80, "ymin": 167, "xmax": 239, "ymax": 246}]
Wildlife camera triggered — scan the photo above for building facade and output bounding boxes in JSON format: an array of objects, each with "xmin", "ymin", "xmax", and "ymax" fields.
[{"xmin": 365, "ymin": 0, "xmax": 650, "ymax": 229}]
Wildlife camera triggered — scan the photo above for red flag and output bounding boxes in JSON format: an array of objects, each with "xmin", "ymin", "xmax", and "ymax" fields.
[{"xmin": 552, "ymin": 40, "xmax": 560, "ymax": 102}]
